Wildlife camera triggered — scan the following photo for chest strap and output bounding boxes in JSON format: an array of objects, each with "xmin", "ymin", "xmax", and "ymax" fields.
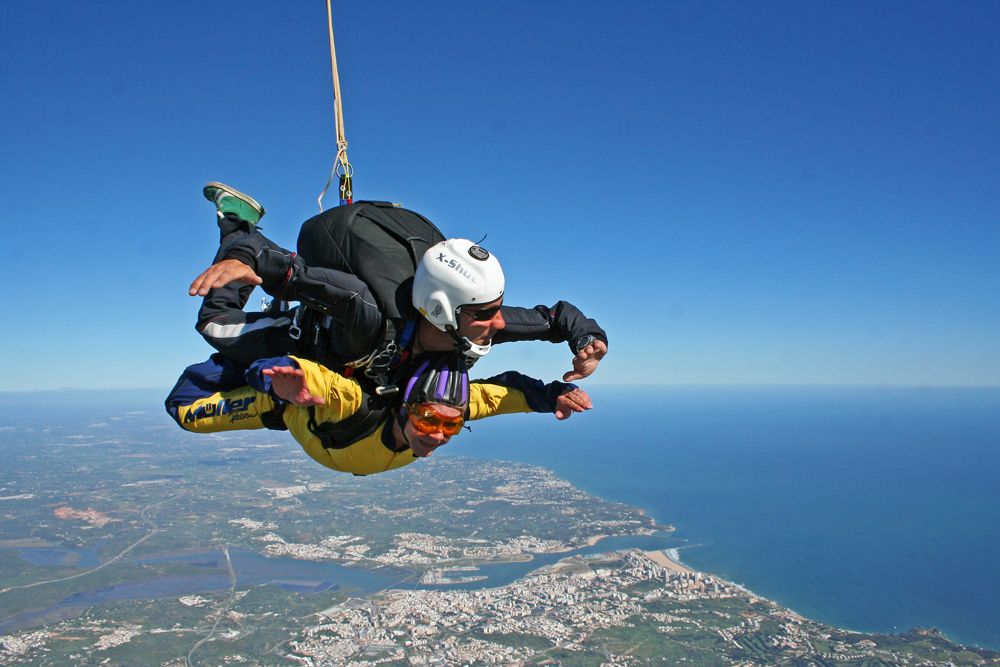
[{"xmin": 305, "ymin": 383, "xmax": 392, "ymax": 450}]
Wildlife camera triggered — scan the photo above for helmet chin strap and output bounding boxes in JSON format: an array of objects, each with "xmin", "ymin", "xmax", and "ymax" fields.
[{"xmin": 445, "ymin": 327, "xmax": 491, "ymax": 358}]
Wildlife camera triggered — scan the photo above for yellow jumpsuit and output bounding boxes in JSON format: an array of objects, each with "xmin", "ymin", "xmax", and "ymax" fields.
[{"xmin": 173, "ymin": 357, "xmax": 540, "ymax": 476}]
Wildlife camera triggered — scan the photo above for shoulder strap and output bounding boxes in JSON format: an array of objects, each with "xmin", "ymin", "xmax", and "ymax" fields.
[{"xmin": 305, "ymin": 377, "xmax": 392, "ymax": 450}]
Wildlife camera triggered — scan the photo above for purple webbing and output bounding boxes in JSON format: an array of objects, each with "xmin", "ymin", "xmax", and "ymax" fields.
[
  {"xmin": 435, "ymin": 369, "xmax": 451, "ymax": 402},
  {"xmin": 434, "ymin": 367, "xmax": 469, "ymax": 407},
  {"xmin": 404, "ymin": 359, "xmax": 430, "ymax": 403}
]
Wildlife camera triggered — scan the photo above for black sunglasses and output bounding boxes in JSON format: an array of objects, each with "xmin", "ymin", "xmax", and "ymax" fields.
[{"xmin": 461, "ymin": 303, "xmax": 503, "ymax": 321}]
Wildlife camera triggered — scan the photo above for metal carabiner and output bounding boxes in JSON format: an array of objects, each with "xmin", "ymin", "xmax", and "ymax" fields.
[{"xmin": 288, "ymin": 306, "xmax": 303, "ymax": 341}]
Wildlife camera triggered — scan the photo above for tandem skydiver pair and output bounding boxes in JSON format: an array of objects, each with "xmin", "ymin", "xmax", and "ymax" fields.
[{"xmin": 165, "ymin": 183, "xmax": 606, "ymax": 475}]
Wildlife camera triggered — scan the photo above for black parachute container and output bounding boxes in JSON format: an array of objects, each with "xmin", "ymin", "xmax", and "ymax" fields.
[{"xmin": 296, "ymin": 202, "xmax": 445, "ymax": 321}]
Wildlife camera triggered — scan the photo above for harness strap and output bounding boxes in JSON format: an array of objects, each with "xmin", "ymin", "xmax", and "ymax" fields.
[
  {"xmin": 306, "ymin": 379, "xmax": 391, "ymax": 450},
  {"xmin": 259, "ymin": 403, "xmax": 289, "ymax": 431},
  {"xmin": 364, "ymin": 319, "xmax": 403, "ymax": 395}
]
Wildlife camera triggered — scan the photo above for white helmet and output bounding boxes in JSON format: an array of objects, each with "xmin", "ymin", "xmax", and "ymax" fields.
[{"xmin": 412, "ymin": 239, "xmax": 505, "ymax": 357}]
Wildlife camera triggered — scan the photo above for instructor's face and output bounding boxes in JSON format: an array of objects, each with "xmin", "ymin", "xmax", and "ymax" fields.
[{"xmin": 456, "ymin": 297, "xmax": 505, "ymax": 347}]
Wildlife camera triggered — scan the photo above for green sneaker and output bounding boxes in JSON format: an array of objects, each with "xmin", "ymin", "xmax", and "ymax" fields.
[{"xmin": 203, "ymin": 182, "xmax": 266, "ymax": 225}]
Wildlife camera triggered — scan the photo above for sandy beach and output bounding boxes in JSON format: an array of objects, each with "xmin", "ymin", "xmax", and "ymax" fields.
[{"xmin": 643, "ymin": 549, "xmax": 694, "ymax": 574}]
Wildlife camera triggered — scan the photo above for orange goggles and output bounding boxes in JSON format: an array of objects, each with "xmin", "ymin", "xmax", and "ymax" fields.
[{"xmin": 406, "ymin": 403, "xmax": 465, "ymax": 435}]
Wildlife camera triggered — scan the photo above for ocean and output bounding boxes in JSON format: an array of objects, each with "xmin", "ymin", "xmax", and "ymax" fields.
[{"xmin": 455, "ymin": 385, "xmax": 1000, "ymax": 650}]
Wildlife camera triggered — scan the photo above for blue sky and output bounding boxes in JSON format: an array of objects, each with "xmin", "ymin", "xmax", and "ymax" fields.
[{"xmin": 1, "ymin": 0, "xmax": 997, "ymax": 390}]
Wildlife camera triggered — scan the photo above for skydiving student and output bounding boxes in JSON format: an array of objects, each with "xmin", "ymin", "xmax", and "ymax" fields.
[
  {"xmin": 165, "ymin": 352, "xmax": 591, "ymax": 476},
  {"xmin": 187, "ymin": 183, "xmax": 608, "ymax": 385}
]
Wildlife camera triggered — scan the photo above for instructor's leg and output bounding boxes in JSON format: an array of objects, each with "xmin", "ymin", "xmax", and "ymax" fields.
[{"xmin": 196, "ymin": 184, "xmax": 294, "ymax": 365}]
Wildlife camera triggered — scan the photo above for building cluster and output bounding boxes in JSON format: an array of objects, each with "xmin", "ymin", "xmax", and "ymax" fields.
[
  {"xmin": 282, "ymin": 550, "xmax": 745, "ymax": 665},
  {"xmin": 230, "ymin": 520, "xmax": 575, "ymax": 567},
  {"xmin": 90, "ymin": 624, "xmax": 142, "ymax": 651},
  {"xmin": 0, "ymin": 632, "xmax": 48, "ymax": 659},
  {"xmin": 227, "ymin": 517, "xmax": 278, "ymax": 531},
  {"xmin": 277, "ymin": 549, "xmax": 925, "ymax": 666},
  {"xmin": 0, "ymin": 621, "xmax": 143, "ymax": 663},
  {"xmin": 255, "ymin": 532, "xmax": 340, "ymax": 561}
]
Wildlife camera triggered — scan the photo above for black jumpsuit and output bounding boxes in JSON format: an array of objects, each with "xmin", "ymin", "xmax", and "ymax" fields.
[{"xmin": 197, "ymin": 214, "xmax": 608, "ymax": 373}]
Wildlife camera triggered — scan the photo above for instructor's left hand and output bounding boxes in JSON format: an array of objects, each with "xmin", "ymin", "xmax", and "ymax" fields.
[{"xmin": 563, "ymin": 340, "xmax": 607, "ymax": 382}]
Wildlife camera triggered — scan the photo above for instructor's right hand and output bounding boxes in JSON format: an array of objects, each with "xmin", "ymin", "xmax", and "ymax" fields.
[{"xmin": 189, "ymin": 259, "xmax": 263, "ymax": 296}]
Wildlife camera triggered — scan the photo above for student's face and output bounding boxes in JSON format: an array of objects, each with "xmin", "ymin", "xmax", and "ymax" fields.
[
  {"xmin": 405, "ymin": 403, "xmax": 464, "ymax": 458},
  {"xmin": 455, "ymin": 297, "xmax": 505, "ymax": 348}
]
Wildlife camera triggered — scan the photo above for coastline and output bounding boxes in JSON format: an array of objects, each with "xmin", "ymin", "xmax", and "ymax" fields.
[
  {"xmin": 596, "ymin": 502, "xmax": 821, "ymax": 632},
  {"xmin": 642, "ymin": 548, "xmax": 693, "ymax": 574},
  {"xmin": 564, "ymin": 499, "xmax": 850, "ymax": 640}
]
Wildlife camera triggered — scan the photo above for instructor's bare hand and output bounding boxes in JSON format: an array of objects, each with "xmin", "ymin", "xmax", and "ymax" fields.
[
  {"xmin": 189, "ymin": 259, "xmax": 262, "ymax": 296},
  {"xmin": 263, "ymin": 366, "xmax": 326, "ymax": 407},
  {"xmin": 554, "ymin": 388, "xmax": 592, "ymax": 420},
  {"xmin": 563, "ymin": 340, "xmax": 608, "ymax": 382}
]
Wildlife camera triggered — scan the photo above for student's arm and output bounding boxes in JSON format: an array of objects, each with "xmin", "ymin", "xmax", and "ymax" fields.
[
  {"xmin": 248, "ymin": 356, "xmax": 365, "ymax": 424},
  {"xmin": 468, "ymin": 372, "xmax": 592, "ymax": 421},
  {"xmin": 261, "ymin": 366, "xmax": 326, "ymax": 406}
]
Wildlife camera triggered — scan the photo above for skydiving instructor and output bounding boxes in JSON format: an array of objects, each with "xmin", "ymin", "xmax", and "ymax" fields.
[{"xmin": 187, "ymin": 183, "xmax": 608, "ymax": 383}]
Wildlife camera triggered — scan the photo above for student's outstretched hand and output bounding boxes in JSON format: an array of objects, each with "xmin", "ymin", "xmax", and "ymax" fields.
[
  {"xmin": 554, "ymin": 388, "xmax": 592, "ymax": 420},
  {"xmin": 563, "ymin": 340, "xmax": 608, "ymax": 382},
  {"xmin": 189, "ymin": 259, "xmax": 263, "ymax": 296},
  {"xmin": 263, "ymin": 366, "xmax": 326, "ymax": 407}
]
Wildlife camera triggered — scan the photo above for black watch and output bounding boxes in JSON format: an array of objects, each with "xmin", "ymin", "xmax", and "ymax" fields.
[{"xmin": 574, "ymin": 334, "xmax": 597, "ymax": 354}]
